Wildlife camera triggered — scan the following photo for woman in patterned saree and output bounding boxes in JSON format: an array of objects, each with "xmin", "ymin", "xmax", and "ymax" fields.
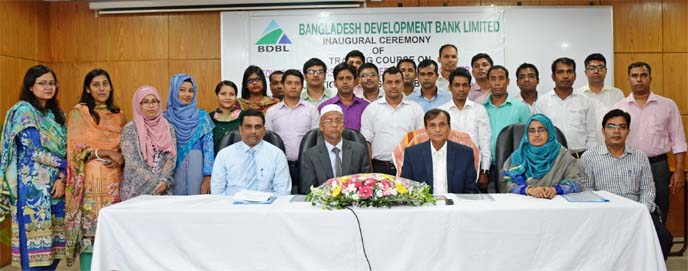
[
  {"xmin": 238, "ymin": 65, "xmax": 280, "ymax": 114},
  {"xmin": 64, "ymin": 69, "xmax": 126, "ymax": 270},
  {"xmin": 0, "ymin": 65, "xmax": 67, "ymax": 270},
  {"xmin": 119, "ymin": 85, "xmax": 177, "ymax": 201}
]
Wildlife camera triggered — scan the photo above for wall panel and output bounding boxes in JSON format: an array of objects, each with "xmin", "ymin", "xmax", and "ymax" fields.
[
  {"xmin": 36, "ymin": 2, "xmax": 51, "ymax": 63},
  {"xmin": 0, "ymin": 57, "xmax": 37, "ymax": 112},
  {"xmin": 1, "ymin": 2, "xmax": 38, "ymax": 60},
  {"xmin": 604, "ymin": 0, "xmax": 663, "ymax": 53},
  {"xmin": 49, "ymin": 2, "xmax": 99, "ymax": 62},
  {"xmin": 169, "ymin": 13, "xmax": 220, "ymax": 60},
  {"xmin": 98, "ymin": 15, "xmax": 169, "ymax": 61},
  {"xmin": 107, "ymin": 61, "xmax": 169, "ymax": 120},
  {"xmin": 663, "ymin": 0, "xmax": 688, "ymax": 52},
  {"xmin": 366, "ymin": 0, "xmax": 419, "ymax": 7},
  {"xmin": 662, "ymin": 53, "xmax": 688, "ymax": 114},
  {"xmin": 418, "ymin": 0, "xmax": 481, "ymax": 6},
  {"xmin": 168, "ymin": 60, "xmax": 221, "ymax": 112},
  {"xmin": 51, "ymin": 62, "xmax": 110, "ymax": 110},
  {"xmin": 613, "ymin": 53, "xmax": 663, "ymax": 96},
  {"xmin": 539, "ymin": 0, "xmax": 599, "ymax": 5}
]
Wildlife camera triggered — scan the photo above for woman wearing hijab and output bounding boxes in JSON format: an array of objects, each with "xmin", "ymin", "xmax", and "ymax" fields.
[
  {"xmin": 164, "ymin": 74, "xmax": 215, "ymax": 195},
  {"xmin": 210, "ymin": 80, "xmax": 243, "ymax": 153},
  {"xmin": 501, "ymin": 114, "xmax": 582, "ymax": 198},
  {"xmin": 0, "ymin": 65, "xmax": 66, "ymax": 270},
  {"xmin": 119, "ymin": 86, "xmax": 177, "ymax": 201},
  {"xmin": 64, "ymin": 69, "xmax": 126, "ymax": 270},
  {"xmin": 238, "ymin": 65, "xmax": 280, "ymax": 114}
]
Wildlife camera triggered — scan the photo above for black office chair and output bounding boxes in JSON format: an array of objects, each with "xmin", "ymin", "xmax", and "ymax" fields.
[
  {"xmin": 493, "ymin": 123, "xmax": 568, "ymax": 193},
  {"xmin": 295, "ymin": 128, "xmax": 367, "ymax": 194},
  {"xmin": 216, "ymin": 129, "xmax": 286, "ymax": 154}
]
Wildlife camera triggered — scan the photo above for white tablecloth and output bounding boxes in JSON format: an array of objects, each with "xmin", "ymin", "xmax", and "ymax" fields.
[{"xmin": 92, "ymin": 191, "xmax": 666, "ymax": 271}]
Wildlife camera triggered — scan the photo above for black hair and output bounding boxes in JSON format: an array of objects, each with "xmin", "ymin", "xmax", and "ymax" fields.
[
  {"xmin": 333, "ymin": 62, "xmax": 358, "ymax": 79},
  {"xmin": 449, "ymin": 67, "xmax": 472, "ymax": 85},
  {"xmin": 281, "ymin": 69, "xmax": 304, "ymax": 85},
  {"xmin": 438, "ymin": 44, "xmax": 457, "ymax": 56},
  {"xmin": 214, "ymin": 80, "xmax": 238, "ymax": 95},
  {"xmin": 269, "ymin": 71, "xmax": 284, "ymax": 82},
  {"xmin": 382, "ymin": 66, "xmax": 404, "ymax": 81},
  {"xmin": 20, "ymin": 65, "xmax": 65, "ymax": 125},
  {"xmin": 417, "ymin": 59, "xmax": 439, "ymax": 74},
  {"xmin": 241, "ymin": 65, "xmax": 268, "ymax": 99},
  {"xmin": 516, "ymin": 63, "xmax": 540, "ymax": 80},
  {"xmin": 302, "ymin": 58, "xmax": 327, "ymax": 78},
  {"xmin": 584, "ymin": 53, "xmax": 606, "ymax": 67},
  {"xmin": 396, "ymin": 59, "xmax": 417, "ymax": 70},
  {"xmin": 628, "ymin": 61, "xmax": 652, "ymax": 75},
  {"xmin": 357, "ymin": 62, "xmax": 379, "ymax": 76},
  {"xmin": 239, "ymin": 109, "xmax": 265, "ymax": 125},
  {"xmin": 80, "ymin": 68, "xmax": 120, "ymax": 125},
  {"xmin": 345, "ymin": 50, "xmax": 365, "ymax": 63},
  {"xmin": 602, "ymin": 109, "xmax": 631, "ymax": 127},
  {"xmin": 551, "ymin": 57, "xmax": 576, "ymax": 74},
  {"xmin": 424, "ymin": 109, "xmax": 451, "ymax": 127},
  {"xmin": 471, "ymin": 53, "xmax": 494, "ymax": 66},
  {"xmin": 487, "ymin": 65, "xmax": 510, "ymax": 79}
]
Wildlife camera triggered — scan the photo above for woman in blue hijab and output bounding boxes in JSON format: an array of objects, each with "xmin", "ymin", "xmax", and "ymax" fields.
[
  {"xmin": 164, "ymin": 74, "xmax": 215, "ymax": 195},
  {"xmin": 501, "ymin": 114, "xmax": 581, "ymax": 198}
]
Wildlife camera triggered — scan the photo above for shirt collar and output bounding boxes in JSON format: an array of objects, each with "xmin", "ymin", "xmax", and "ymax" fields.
[
  {"xmin": 625, "ymin": 91, "xmax": 658, "ymax": 105},
  {"xmin": 324, "ymin": 139, "xmax": 343, "ymax": 152},
  {"xmin": 276, "ymin": 100, "xmax": 305, "ymax": 109},
  {"xmin": 598, "ymin": 144, "xmax": 633, "ymax": 157},
  {"xmin": 483, "ymin": 94, "xmax": 513, "ymax": 107},
  {"xmin": 240, "ymin": 140, "xmax": 264, "ymax": 153},
  {"xmin": 430, "ymin": 140, "xmax": 447, "ymax": 156}
]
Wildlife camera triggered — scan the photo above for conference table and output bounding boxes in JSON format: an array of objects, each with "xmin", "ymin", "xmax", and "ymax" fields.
[{"xmin": 91, "ymin": 191, "xmax": 666, "ymax": 271}]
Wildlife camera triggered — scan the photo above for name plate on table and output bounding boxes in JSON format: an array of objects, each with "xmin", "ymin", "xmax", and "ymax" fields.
[
  {"xmin": 561, "ymin": 191, "xmax": 609, "ymax": 202},
  {"xmin": 233, "ymin": 190, "xmax": 276, "ymax": 204},
  {"xmin": 454, "ymin": 194, "xmax": 495, "ymax": 201}
]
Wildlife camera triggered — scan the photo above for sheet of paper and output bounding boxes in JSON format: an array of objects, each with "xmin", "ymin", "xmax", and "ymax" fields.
[
  {"xmin": 233, "ymin": 190, "xmax": 275, "ymax": 204},
  {"xmin": 561, "ymin": 191, "xmax": 609, "ymax": 202},
  {"xmin": 454, "ymin": 194, "xmax": 495, "ymax": 201}
]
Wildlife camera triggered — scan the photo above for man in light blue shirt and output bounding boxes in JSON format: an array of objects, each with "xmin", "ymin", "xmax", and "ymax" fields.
[
  {"xmin": 406, "ymin": 59, "xmax": 451, "ymax": 112},
  {"xmin": 211, "ymin": 109, "xmax": 291, "ymax": 196}
]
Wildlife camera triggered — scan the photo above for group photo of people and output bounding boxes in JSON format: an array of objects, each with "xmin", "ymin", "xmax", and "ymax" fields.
[{"xmin": 0, "ymin": 39, "xmax": 685, "ymax": 270}]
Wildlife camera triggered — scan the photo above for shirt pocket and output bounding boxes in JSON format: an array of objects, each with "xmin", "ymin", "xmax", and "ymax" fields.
[
  {"xmin": 621, "ymin": 169, "xmax": 641, "ymax": 196},
  {"xmin": 568, "ymin": 107, "xmax": 587, "ymax": 131}
]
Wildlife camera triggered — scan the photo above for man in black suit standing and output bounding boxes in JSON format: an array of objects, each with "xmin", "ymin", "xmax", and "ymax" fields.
[
  {"xmin": 299, "ymin": 104, "xmax": 371, "ymax": 194},
  {"xmin": 401, "ymin": 109, "xmax": 478, "ymax": 194}
]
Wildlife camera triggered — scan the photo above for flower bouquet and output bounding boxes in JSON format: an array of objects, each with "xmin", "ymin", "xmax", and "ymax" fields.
[{"xmin": 305, "ymin": 173, "xmax": 435, "ymax": 210}]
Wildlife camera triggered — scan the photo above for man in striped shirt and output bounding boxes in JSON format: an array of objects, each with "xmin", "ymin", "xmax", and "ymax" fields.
[{"xmin": 579, "ymin": 109, "xmax": 672, "ymax": 260}]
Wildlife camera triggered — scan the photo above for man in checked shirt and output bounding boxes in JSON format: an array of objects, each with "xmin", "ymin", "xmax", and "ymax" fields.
[{"xmin": 579, "ymin": 109, "xmax": 672, "ymax": 260}]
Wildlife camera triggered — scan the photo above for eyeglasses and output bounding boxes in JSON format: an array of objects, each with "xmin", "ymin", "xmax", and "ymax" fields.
[
  {"xmin": 586, "ymin": 65, "xmax": 606, "ymax": 72},
  {"xmin": 35, "ymin": 81, "xmax": 58, "ymax": 88},
  {"xmin": 321, "ymin": 118, "xmax": 343, "ymax": 126},
  {"xmin": 247, "ymin": 78, "xmax": 262, "ymax": 85},
  {"xmin": 91, "ymin": 81, "xmax": 110, "ymax": 89},
  {"xmin": 605, "ymin": 124, "xmax": 628, "ymax": 130},
  {"xmin": 140, "ymin": 99, "xmax": 160, "ymax": 106},
  {"xmin": 306, "ymin": 69, "xmax": 324, "ymax": 75},
  {"xmin": 360, "ymin": 72, "xmax": 378, "ymax": 79},
  {"xmin": 528, "ymin": 127, "xmax": 547, "ymax": 134}
]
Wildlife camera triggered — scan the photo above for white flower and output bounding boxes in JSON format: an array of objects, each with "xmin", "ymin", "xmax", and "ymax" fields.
[
  {"xmin": 375, "ymin": 190, "xmax": 383, "ymax": 198},
  {"xmin": 351, "ymin": 194, "xmax": 360, "ymax": 200}
]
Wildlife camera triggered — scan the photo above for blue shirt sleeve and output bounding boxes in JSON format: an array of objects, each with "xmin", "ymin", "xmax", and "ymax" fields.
[
  {"xmin": 554, "ymin": 179, "xmax": 582, "ymax": 195},
  {"xmin": 201, "ymin": 132, "xmax": 215, "ymax": 176},
  {"xmin": 271, "ymin": 149, "xmax": 292, "ymax": 196},
  {"xmin": 19, "ymin": 127, "xmax": 67, "ymax": 173}
]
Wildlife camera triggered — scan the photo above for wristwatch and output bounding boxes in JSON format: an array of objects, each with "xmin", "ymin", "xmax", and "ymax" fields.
[{"xmin": 480, "ymin": 169, "xmax": 489, "ymax": 176}]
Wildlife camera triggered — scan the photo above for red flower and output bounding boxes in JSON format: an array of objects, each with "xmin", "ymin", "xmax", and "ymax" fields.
[
  {"xmin": 358, "ymin": 185, "xmax": 373, "ymax": 199},
  {"xmin": 364, "ymin": 179, "xmax": 377, "ymax": 187}
]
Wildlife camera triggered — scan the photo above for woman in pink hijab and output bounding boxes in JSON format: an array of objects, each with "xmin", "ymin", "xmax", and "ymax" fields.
[{"xmin": 119, "ymin": 85, "xmax": 177, "ymax": 201}]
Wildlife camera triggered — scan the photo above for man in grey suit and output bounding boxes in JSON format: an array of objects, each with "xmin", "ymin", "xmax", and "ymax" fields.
[{"xmin": 299, "ymin": 104, "xmax": 371, "ymax": 194}]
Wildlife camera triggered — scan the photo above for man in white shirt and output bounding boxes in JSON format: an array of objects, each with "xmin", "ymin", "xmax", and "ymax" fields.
[
  {"xmin": 436, "ymin": 44, "xmax": 458, "ymax": 91},
  {"xmin": 575, "ymin": 53, "xmax": 625, "ymax": 143},
  {"xmin": 361, "ymin": 66, "xmax": 424, "ymax": 175},
  {"xmin": 438, "ymin": 67, "xmax": 491, "ymax": 191},
  {"xmin": 534, "ymin": 57, "xmax": 597, "ymax": 158},
  {"xmin": 514, "ymin": 63, "xmax": 540, "ymax": 113}
]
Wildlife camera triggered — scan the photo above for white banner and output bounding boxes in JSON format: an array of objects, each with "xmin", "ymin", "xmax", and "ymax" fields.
[{"xmin": 222, "ymin": 7, "xmax": 613, "ymax": 96}]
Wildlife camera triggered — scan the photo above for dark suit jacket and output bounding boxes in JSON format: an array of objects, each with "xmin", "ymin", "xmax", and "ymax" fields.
[
  {"xmin": 299, "ymin": 138, "xmax": 371, "ymax": 194},
  {"xmin": 400, "ymin": 140, "xmax": 478, "ymax": 194}
]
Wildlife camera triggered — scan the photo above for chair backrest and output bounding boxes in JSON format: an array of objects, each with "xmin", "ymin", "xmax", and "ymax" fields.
[
  {"xmin": 296, "ymin": 128, "xmax": 367, "ymax": 192},
  {"xmin": 494, "ymin": 123, "xmax": 568, "ymax": 192},
  {"xmin": 392, "ymin": 128, "xmax": 481, "ymax": 177},
  {"xmin": 216, "ymin": 129, "xmax": 286, "ymax": 154}
]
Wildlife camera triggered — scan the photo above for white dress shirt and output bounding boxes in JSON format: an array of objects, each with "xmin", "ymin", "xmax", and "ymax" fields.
[
  {"xmin": 534, "ymin": 91, "xmax": 597, "ymax": 151},
  {"xmin": 431, "ymin": 141, "xmax": 448, "ymax": 194},
  {"xmin": 438, "ymin": 100, "xmax": 492, "ymax": 170},
  {"xmin": 361, "ymin": 98, "xmax": 425, "ymax": 161},
  {"xmin": 575, "ymin": 85, "xmax": 625, "ymax": 144}
]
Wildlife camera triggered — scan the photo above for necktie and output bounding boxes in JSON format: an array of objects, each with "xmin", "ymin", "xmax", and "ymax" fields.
[
  {"xmin": 245, "ymin": 148, "xmax": 257, "ymax": 189},
  {"xmin": 332, "ymin": 147, "xmax": 342, "ymax": 177}
]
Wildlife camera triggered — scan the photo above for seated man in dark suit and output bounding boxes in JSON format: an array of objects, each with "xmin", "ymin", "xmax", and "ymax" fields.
[
  {"xmin": 401, "ymin": 109, "xmax": 478, "ymax": 194},
  {"xmin": 299, "ymin": 104, "xmax": 371, "ymax": 194}
]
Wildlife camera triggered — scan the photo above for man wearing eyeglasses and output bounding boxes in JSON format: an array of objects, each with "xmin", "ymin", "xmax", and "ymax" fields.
[
  {"xmin": 534, "ymin": 57, "xmax": 597, "ymax": 158},
  {"xmin": 354, "ymin": 63, "xmax": 384, "ymax": 103},
  {"xmin": 299, "ymin": 104, "xmax": 371, "ymax": 194},
  {"xmin": 300, "ymin": 58, "xmax": 336, "ymax": 107},
  {"xmin": 579, "ymin": 109, "xmax": 673, "ymax": 260},
  {"xmin": 615, "ymin": 62, "xmax": 687, "ymax": 223},
  {"xmin": 575, "ymin": 53, "xmax": 625, "ymax": 143}
]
